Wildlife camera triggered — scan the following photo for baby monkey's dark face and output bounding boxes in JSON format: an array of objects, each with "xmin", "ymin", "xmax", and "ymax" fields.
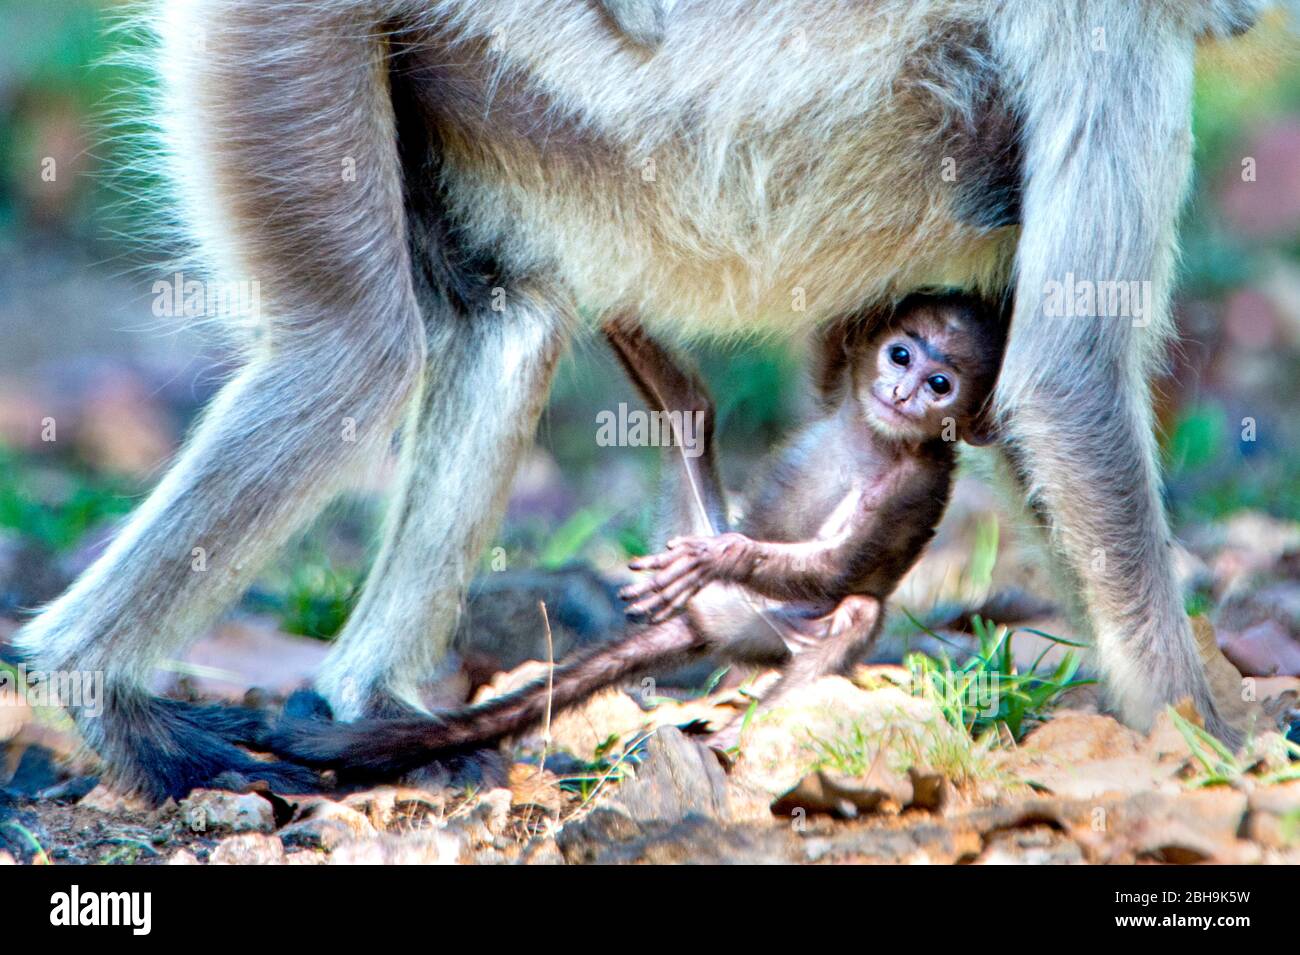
[{"xmin": 855, "ymin": 303, "xmax": 1000, "ymax": 444}]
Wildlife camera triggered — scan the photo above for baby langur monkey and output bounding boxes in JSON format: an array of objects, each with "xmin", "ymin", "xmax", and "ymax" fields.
[
  {"xmin": 611, "ymin": 291, "xmax": 1009, "ymax": 746},
  {"xmin": 266, "ymin": 293, "xmax": 1008, "ymax": 778}
]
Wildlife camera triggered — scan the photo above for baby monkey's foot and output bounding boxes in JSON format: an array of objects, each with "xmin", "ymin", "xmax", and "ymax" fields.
[{"xmin": 621, "ymin": 532, "xmax": 755, "ymax": 622}]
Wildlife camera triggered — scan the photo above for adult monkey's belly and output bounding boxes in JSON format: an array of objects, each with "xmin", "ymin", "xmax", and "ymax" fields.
[{"xmin": 398, "ymin": 0, "xmax": 1022, "ymax": 335}]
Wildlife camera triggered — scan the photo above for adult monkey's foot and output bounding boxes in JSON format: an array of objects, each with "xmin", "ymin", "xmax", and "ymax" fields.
[{"xmin": 100, "ymin": 691, "xmax": 320, "ymax": 804}]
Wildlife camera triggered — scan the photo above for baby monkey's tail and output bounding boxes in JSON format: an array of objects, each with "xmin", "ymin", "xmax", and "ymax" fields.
[{"xmin": 267, "ymin": 618, "xmax": 701, "ymax": 778}]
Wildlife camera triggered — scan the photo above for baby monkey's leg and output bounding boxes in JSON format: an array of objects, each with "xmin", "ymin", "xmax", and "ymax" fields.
[
  {"xmin": 602, "ymin": 319, "xmax": 728, "ymax": 540},
  {"xmin": 708, "ymin": 595, "xmax": 884, "ymax": 750}
]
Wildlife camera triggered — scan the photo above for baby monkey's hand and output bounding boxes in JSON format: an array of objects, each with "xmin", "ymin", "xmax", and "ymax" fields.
[{"xmin": 621, "ymin": 532, "xmax": 756, "ymax": 622}]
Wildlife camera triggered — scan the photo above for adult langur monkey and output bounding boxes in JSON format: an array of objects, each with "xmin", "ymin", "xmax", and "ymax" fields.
[{"xmin": 12, "ymin": 0, "xmax": 1283, "ymax": 800}]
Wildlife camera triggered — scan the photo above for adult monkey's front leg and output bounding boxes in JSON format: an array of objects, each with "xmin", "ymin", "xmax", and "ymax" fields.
[
  {"xmin": 317, "ymin": 284, "xmax": 573, "ymax": 721},
  {"xmin": 992, "ymin": 2, "xmax": 1236, "ymax": 742}
]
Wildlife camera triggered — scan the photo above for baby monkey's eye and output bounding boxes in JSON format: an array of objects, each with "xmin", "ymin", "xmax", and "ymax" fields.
[
  {"xmin": 889, "ymin": 345, "xmax": 910, "ymax": 367},
  {"xmin": 927, "ymin": 375, "xmax": 951, "ymax": 396}
]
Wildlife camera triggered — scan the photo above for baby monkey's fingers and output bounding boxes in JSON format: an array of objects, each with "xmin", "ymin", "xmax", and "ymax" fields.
[
  {"xmin": 664, "ymin": 535, "xmax": 712, "ymax": 552},
  {"xmin": 620, "ymin": 555, "xmax": 701, "ymax": 606},
  {"xmin": 624, "ymin": 571, "xmax": 707, "ymax": 623},
  {"xmin": 637, "ymin": 567, "xmax": 710, "ymax": 623},
  {"xmin": 628, "ymin": 550, "xmax": 680, "ymax": 572}
]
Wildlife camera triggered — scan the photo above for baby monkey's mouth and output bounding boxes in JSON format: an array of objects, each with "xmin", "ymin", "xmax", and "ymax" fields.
[{"xmin": 870, "ymin": 391, "xmax": 924, "ymax": 432}]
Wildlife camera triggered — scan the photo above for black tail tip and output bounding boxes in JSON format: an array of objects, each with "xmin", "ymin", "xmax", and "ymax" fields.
[{"xmin": 111, "ymin": 694, "xmax": 321, "ymax": 804}]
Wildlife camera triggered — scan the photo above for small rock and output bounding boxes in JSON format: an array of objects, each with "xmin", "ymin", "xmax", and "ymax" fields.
[
  {"xmin": 209, "ymin": 833, "xmax": 286, "ymax": 865},
  {"xmin": 508, "ymin": 763, "xmax": 563, "ymax": 816},
  {"xmin": 0, "ymin": 851, "xmax": 15, "ymax": 865},
  {"xmin": 79, "ymin": 784, "xmax": 151, "ymax": 814},
  {"xmin": 1222, "ymin": 620, "xmax": 1300, "ymax": 678},
  {"xmin": 473, "ymin": 788, "xmax": 514, "ymax": 836},
  {"xmin": 280, "ymin": 801, "xmax": 377, "ymax": 850},
  {"xmin": 907, "ymin": 766, "xmax": 954, "ymax": 812},
  {"xmin": 339, "ymin": 786, "xmax": 446, "ymax": 831},
  {"xmin": 1138, "ymin": 792, "xmax": 1253, "ymax": 863},
  {"xmin": 341, "ymin": 788, "xmax": 400, "ymax": 831},
  {"xmin": 393, "ymin": 788, "xmax": 446, "ymax": 823},
  {"xmin": 1098, "ymin": 789, "xmax": 1250, "ymax": 865},
  {"xmin": 1002, "ymin": 711, "xmax": 1173, "ymax": 799},
  {"xmin": 442, "ymin": 814, "xmax": 495, "ymax": 853},
  {"xmin": 1248, "ymin": 778, "xmax": 1300, "ymax": 815},
  {"xmin": 975, "ymin": 827, "xmax": 1085, "ymax": 865},
  {"xmin": 1241, "ymin": 778, "xmax": 1300, "ymax": 850},
  {"xmin": 179, "ymin": 790, "xmax": 275, "ymax": 835},
  {"xmin": 774, "ymin": 763, "xmax": 912, "ymax": 819},
  {"xmin": 472, "ymin": 665, "xmax": 652, "ymax": 760},
  {"xmin": 454, "ymin": 567, "xmax": 625, "ymax": 678},
  {"xmin": 328, "ymin": 831, "xmax": 463, "ymax": 865},
  {"xmin": 285, "ymin": 850, "xmax": 327, "ymax": 865},
  {"xmin": 1018, "ymin": 712, "xmax": 1144, "ymax": 762},
  {"xmin": 555, "ymin": 805, "xmax": 642, "ymax": 864},
  {"xmin": 517, "ymin": 837, "xmax": 566, "ymax": 865},
  {"xmin": 166, "ymin": 849, "xmax": 201, "ymax": 865},
  {"xmin": 558, "ymin": 811, "xmax": 786, "ymax": 865},
  {"xmin": 614, "ymin": 727, "xmax": 729, "ymax": 825}
]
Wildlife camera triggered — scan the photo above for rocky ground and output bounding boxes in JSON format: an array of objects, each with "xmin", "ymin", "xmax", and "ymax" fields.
[
  {"xmin": 2, "ymin": 372, "xmax": 1300, "ymax": 865},
  {"xmin": 3, "ymin": 650, "xmax": 1299, "ymax": 865},
  {"xmin": 3, "ymin": 506, "xmax": 1300, "ymax": 866}
]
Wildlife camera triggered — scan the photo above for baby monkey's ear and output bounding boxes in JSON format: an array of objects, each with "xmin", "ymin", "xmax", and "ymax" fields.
[
  {"xmin": 810, "ymin": 304, "xmax": 893, "ymax": 412},
  {"xmin": 810, "ymin": 318, "xmax": 856, "ymax": 412},
  {"xmin": 597, "ymin": 0, "xmax": 674, "ymax": 48}
]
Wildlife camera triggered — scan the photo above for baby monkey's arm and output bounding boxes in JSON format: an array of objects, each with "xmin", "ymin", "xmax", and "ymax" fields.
[{"xmin": 622, "ymin": 470, "xmax": 906, "ymax": 620}]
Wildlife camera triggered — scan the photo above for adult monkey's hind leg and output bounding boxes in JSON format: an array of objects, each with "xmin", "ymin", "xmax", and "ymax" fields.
[
  {"xmin": 12, "ymin": 0, "xmax": 424, "ymax": 800},
  {"xmin": 317, "ymin": 285, "xmax": 573, "ymax": 721},
  {"xmin": 992, "ymin": 3, "xmax": 1233, "ymax": 742}
]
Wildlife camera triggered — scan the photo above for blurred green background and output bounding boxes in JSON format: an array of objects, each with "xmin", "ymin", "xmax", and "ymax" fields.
[{"xmin": 0, "ymin": 1, "xmax": 1296, "ymax": 641}]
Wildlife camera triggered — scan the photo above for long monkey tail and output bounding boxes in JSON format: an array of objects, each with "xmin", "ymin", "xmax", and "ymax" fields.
[
  {"xmin": 266, "ymin": 619, "xmax": 701, "ymax": 778},
  {"xmin": 988, "ymin": 4, "xmax": 1230, "ymax": 738}
]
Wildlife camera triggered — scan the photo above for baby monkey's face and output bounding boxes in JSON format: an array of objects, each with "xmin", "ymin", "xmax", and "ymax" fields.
[{"xmin": 855, "ymin": 306, "xmax": 991, "ymax": 443}]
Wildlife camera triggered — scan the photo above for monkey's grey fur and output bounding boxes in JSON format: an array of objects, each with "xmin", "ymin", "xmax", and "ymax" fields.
[{"xmin": 13, "ymin": 0, "xmax": 1282, "ymax": 799}]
